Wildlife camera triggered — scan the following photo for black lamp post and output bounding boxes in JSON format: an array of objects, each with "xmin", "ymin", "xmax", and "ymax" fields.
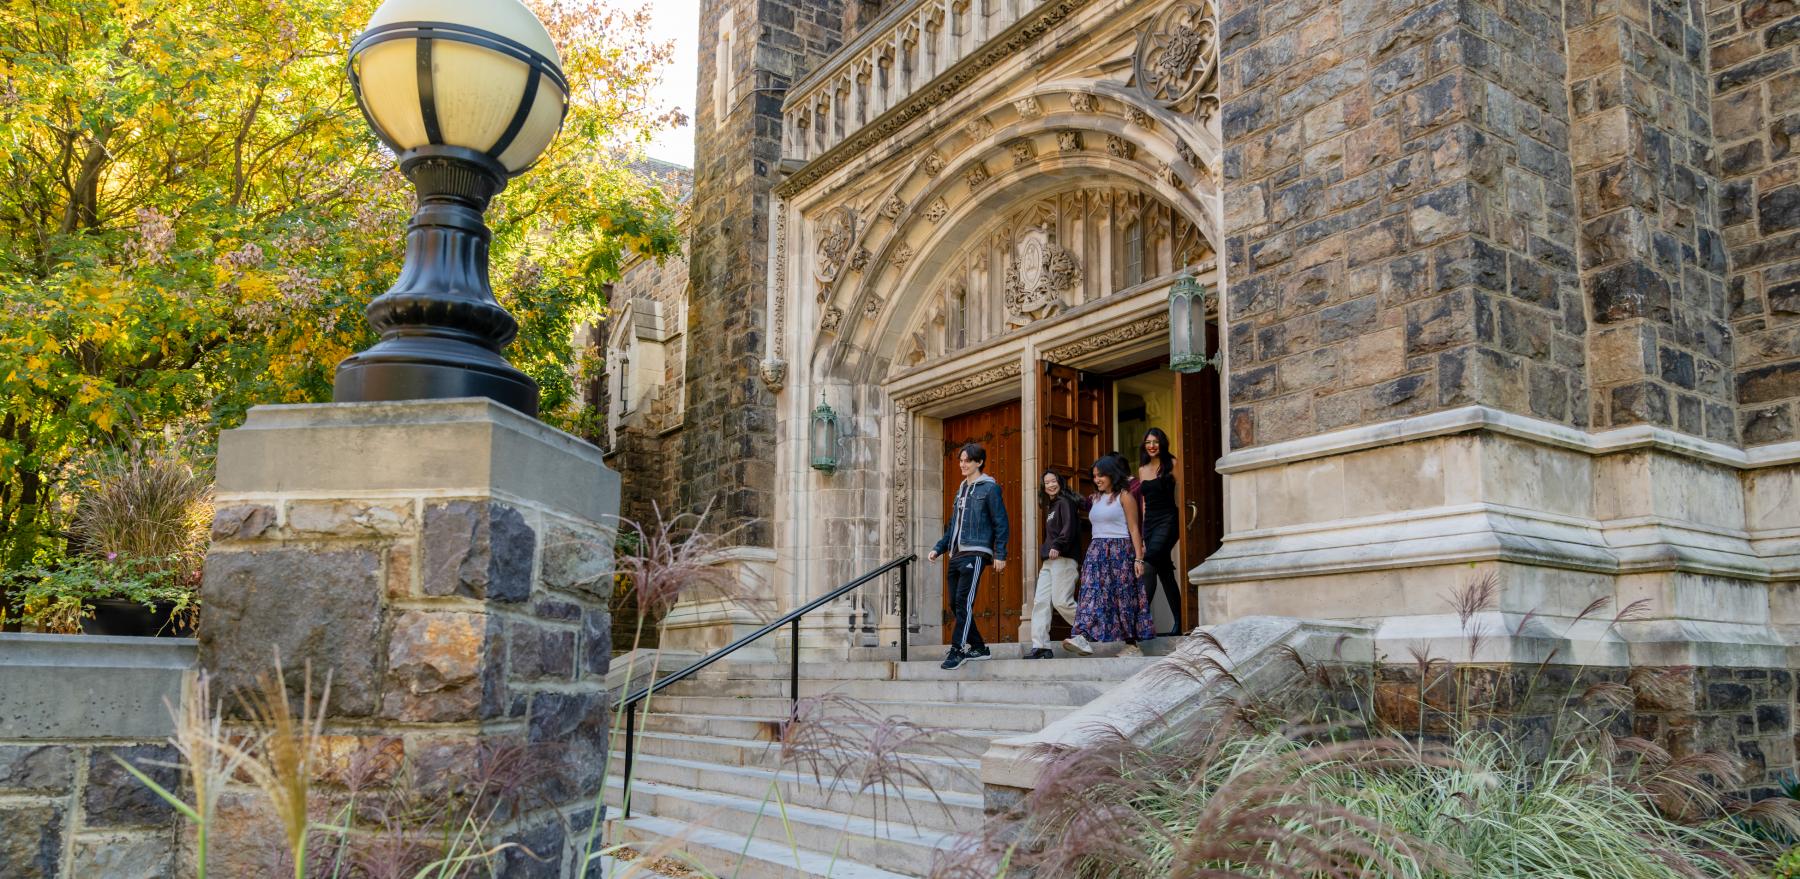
[{"xmin": 334, "ymin": 0, "xmax": 570, "ymax": 416}]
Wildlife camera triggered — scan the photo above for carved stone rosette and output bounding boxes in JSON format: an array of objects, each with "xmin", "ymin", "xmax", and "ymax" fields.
[
  {"xmin": 1004, "ymin": 226, "xmax": 1079, "ymax": 327},
  {"xmin": 1133, "ymin": 1, "xmax": 1221, "ymax": 121},
  {"xmin": 814, "ymin": 206, "xmax": 858, "ymax": 285}
]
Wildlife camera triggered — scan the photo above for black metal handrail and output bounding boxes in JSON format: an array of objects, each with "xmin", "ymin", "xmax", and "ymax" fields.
[{"xmin": 615, "ymin": 554, "xmax": 917, "ymax": 818}]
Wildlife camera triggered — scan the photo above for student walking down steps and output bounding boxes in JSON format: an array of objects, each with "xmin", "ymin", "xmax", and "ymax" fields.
[
  {"xmin": 1027, "ymin": 470, "xmax": 1084, "ymax": 659},
  {"xmin": 1065, "ymin": 453, "xmax": 1152, "ymax": 658},
  {"xmin": 929, "ymin": 442, "xmax": 1011, "ymax": 670}
]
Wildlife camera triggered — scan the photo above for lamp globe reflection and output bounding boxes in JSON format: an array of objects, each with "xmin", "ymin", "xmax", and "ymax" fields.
[{"xmin": 333, "ymin": 0, "xmax": 570, "ymax": 416}]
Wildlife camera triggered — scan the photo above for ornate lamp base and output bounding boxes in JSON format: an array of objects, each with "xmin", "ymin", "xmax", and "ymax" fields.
[{"xmin": 333, "ymin": 148, "xmax": 540, "ymax": 417}]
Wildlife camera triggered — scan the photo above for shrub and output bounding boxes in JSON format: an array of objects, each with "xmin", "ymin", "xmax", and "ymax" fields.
[{"xmin": 1, "ymin": 553, "xmax": 196, "ymax": 633}]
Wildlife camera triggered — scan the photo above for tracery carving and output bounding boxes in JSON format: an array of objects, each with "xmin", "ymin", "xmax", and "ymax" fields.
[
  {"xmin": 1004, "ymin": 226, "xmax": 1078, "ymax": 327},
  {"xmin": 814, "ymin": 206, "xmax": 858, "ymax": 284},
  {"xmin": 817, "ymin": 283, "xmax": 832, "ymax": 304},
  {"xmin": 1133, "ymin": 1, "xmax": 1221, "ymax": 123}
]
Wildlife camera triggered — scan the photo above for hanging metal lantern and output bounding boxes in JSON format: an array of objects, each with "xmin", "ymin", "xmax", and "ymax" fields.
[
  {"xmin": 810, "ymin": 396, "xmax": 841, "ymax": 473},
  {"xmin": 1168, "ymin": 273, "xmax": 1214, "ymax": 374}
]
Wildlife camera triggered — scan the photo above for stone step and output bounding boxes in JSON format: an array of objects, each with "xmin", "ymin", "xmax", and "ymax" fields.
[
  {"xmin": 618, "ymin": 732, "xmax": 983, "ymax": 795},
  {"xmin": 680, "ymin": 675, "xmax": 1112, "ymax": 705},
  {"xmin": 606, "ymin": 776, "xmax": 962, "ymax": 876},
  {"xmin": 717, "ymin": 654, "xmax": 1157, "ymax": 683},
  {"xmin": 640, "ymin": 696, "xmax": 1072, "ymax": 733},
  {"xmin": 616, "ymin": 753, "xmax": 984, "ymax": 832},
  {"xmin": 590, "ymin": 853, "xmax": 680, "ymax": 879},
  {"xmin": 611, "ymin": 814, "xmax": 918, "ymax": 879},
  {"xmin": 634, "ymin": 711, "xmax": 1000, "ymax": 755}
]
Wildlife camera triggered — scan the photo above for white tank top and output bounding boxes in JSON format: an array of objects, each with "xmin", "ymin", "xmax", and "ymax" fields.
[{"xmin": 1090, "ymin": 492, "xmax": 1128, "ymax": 539}]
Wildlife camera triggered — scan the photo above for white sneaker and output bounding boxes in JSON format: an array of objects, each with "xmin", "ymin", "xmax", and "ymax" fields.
[
  {"xmin": 1119, "ymin": 643, "xmax": 1143, "ymax": 657},
  {"xmin": 1061, "ymin": 635, "xmax": 1094, "ymax": 656}
]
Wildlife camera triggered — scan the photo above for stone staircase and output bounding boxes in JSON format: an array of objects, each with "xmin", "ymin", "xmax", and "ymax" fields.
[{"xmin": 602, "ymin": 650, "xmax": 1157, "ymax": 878}]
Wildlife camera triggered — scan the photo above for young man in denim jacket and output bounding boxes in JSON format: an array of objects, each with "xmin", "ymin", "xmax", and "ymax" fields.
[{"xmin": 929, "ymin": 442, "xmax": 1011, "ymax": 669}]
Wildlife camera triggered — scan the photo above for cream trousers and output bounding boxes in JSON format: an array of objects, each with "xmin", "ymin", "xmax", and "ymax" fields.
[{"xmin": 1030, "ymin": 556, "xmax": 1080, "ymax": 649}]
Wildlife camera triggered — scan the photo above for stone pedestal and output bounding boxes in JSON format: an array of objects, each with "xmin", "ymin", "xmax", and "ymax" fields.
[
  {"xmin": 201, "ymin": 399, "xmax": 619, "ymax": 876},
  {"xmin": 654, "ymin": 547, "xmax": 779, "ymax": 664}
]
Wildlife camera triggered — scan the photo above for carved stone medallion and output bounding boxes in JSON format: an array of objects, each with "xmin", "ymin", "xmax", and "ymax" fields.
[
  {"xmin": 891, "ymin": 244, "xmax": 916, "ymax": 268},
  {"xmin": 1106, "ymin": 135, "xmax": 1136, "ymax": 159},
  {"xmin": 1003, "ymin": 226, "xmax": 1078, "ymax": 327},
  {"xmin": 1133, "ymin": 1, "xmax": 1220, "ymax": 116},
  {"xmin": 813, "ymin": 206, "xmax": 858, "ymax": 284},
  {"xmin": 920, "ymin": 152, "xmax": 946, "ymax": 176}
]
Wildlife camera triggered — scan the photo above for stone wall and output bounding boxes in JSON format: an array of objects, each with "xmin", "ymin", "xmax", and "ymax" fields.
[
  {"xmin": 202, "ymin": 401, "xmax": 619, "ymax": 876},
  {"xmin": 1220, "ymin": 0, "xmax": 1590, "ymax": 448},
  {"xmin": 1570, "ymin": 0, "xmax": 1735, "ymax": 441},
  {"xmin": 679, "ymin": 0, "xmax": 845, "ymax": 543},
  {"xmin": 1713, "ymin": 0, "xmax": 1800, "ymax": 444},
  {"xmin": 0, "ymin": 634, "xmax": 194, "ymax": 879}
]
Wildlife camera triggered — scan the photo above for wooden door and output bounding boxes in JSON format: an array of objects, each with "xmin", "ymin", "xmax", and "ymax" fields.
[
  {"xmin": 941, "ymin": 401, "xmax": 1024, "ymax": 643},
  {"xmin": 1038, "ymin": 363, "xmax": 1112, "ymax": 640},
  {"xmin": 1039, "ymin": 363, "xmax": 1113, "ymax": 497},
  {"xmin": 1176, "ymin": 324, "xmax": 1224, "ymax": 630}
]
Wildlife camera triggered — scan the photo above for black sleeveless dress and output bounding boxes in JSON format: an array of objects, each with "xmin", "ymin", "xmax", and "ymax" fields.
[{"xmin": 1135, "ymin": 469, "xmax": 1182, "ymax": 633}]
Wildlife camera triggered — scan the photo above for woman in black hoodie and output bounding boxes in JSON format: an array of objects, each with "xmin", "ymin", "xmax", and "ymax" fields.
[{"xmin": 1026, "ymin": 470, "xmax": 1085, "ymax": 659}]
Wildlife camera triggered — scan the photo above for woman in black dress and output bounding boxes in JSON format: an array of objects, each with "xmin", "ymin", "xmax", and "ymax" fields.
[{"xmin": 1133, "ymin": 427, "xmax": 1183, "ymax": 637}]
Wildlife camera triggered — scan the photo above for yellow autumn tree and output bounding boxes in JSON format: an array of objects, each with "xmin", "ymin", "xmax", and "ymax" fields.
[{"xmin": 0, "ymin": 0, "xmax": 684, "ymax": 573}]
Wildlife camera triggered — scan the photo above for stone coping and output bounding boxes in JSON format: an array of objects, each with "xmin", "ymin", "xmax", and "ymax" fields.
[
  {"xmin": 1216, "ymin": 405, "xmax": 1800, "ymax": 475},
  {"xmin": 235, "ymin": 398, "xmax": 607, "ymax": 468},
  {"xmin": 0, "ymin": 633, "xmax": 196, "ymax": 741}
]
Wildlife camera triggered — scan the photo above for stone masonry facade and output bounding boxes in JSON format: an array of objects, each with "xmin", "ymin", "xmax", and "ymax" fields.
[
  {"xmin": 1220, "ymin": 0, "xmax": 1799, "ymax": 449},
  {"xmin": 203, "ymin": 493, "xmax": 614, "ymax": 875},
  {"xmin": 1222, "ymin": 0, "xmax": 1593, "ymax": 448},
  {"xmin": 1714, "ymin": 0, "xmax": 1800, "ymax": 444},
  {"xmin": 679, "ymin": 0, "xmax": 845, "ymax": 544},
  {"xmin": 0, "ymin": 742, "xmax": 183, "ymax": 879}
]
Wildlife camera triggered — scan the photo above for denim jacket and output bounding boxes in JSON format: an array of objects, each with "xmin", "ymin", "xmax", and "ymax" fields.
[{"xmin": 934, "ymin": 474, "xmax": 1010, "ymax": 560}]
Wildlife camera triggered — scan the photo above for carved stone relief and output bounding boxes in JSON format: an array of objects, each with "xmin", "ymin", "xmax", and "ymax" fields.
[
  {"xmin": 1133, "ymin": 0, "xmax": 1221, "ymax": 123},
  {"xmin": 814, "ymin": 206, "xmax": 858, "ymax": 285},
  {"xmin": 759, "ymin": 358, "xmax": 788, "ymax": 392},
  {"xmin": 1004, "ymin": 226, "xmax": 1078, "ymax": 327},
  {"xmin": 1106, "ymin": 135, "xmax": 1136, "ymax": 159},
  {"xmin": 1069, "ymin": 93, "xmax": 1098, "ymax": 113},
  {"xmin": 891, "ymin": 244, "xmax": 916, "ymax": 268},
  {"xmin": 965, "ymin": 116, "xmax": 994, "ymax": 141},
  {"xmin": 1013, "ymin": 96, "xmax": 1042, "ymax": 118},
  {"xmin": 849, "ymin": 247, "xmax": 872, "ymax": 273},
  {"xmin": 1127, "ymin": 106, "xmax": 1154, "ymax": 128},
  {"xmin": 920, "ymin": 152, "xmax": 946, "ymax": 176},
  {"xmin": 925, "ymin": 198, "xmax": 949, "ymax": 222},
  {"xmin": 880, "ymin": 195, "xmax": 905, "ymax": 219},
  {"xmin": 1010, "ymin": 139, "xmax": 1037, "ymax": 166},
  {"xmin": 1057, "ymin": 130, "xmax": 1083, "ymax": 151},
  {"xmin": 820, "ymin": 306, "xmax": 845, "ymax": 334},
  {"xmin": 964, "ymin": 163, "xmax": 991, "ymax": 189}
]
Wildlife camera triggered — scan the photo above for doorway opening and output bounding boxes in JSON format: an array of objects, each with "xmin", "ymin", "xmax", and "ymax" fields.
[{"xmin": 939, "ymin": 400, "xmax": 1026, "ymax": 644}]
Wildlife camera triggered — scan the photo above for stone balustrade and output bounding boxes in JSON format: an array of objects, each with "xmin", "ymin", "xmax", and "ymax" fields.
[{"xmin": 783, "ymin": 0, "xmax": 1057, "ymax": 162}]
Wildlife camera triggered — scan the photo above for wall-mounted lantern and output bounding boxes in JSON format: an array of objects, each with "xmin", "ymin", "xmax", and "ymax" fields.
[
  {"xmin": 1168, "ymin": 273, "xmax": 1214, "ymax": 374},
  {"xmin": 810, "ymin": 395, "xmax": 841, "ymax": 473}
]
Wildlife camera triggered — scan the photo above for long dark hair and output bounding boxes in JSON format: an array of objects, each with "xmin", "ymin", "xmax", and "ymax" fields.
[
  {"xmin": 1092, "ymin": 454, "xmax": 1131, "ymax": 497},
  {"xmin": 1139, "ymin": 427, "xmax": 1175, "ymax": 475},
  {"xmin": 1038, "ymin": 469, "xmax": 1071, "ymax": 508}
]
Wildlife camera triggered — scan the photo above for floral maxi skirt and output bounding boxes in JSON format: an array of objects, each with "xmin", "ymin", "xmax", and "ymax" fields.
[{"xmin": 1074, "ymin": 537, "xmax": 1154, "ymax": 643}]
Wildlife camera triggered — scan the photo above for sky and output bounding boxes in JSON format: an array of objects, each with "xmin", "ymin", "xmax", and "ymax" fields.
[{"xmin": 626, "ymin": 0, "xmax": 700, "ymax": 167}]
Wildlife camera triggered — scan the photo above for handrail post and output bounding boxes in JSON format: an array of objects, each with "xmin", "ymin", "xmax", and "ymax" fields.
[
  {"xmin": 790, "ymin": 617, "xmax": 801, "ymax": 708},
  {"xmin": 622, "ymin": 703, "xmax": 637, "ymax": 819},
  {"xmin": 899, "ymin": 560, "xmax": 909, "ymax": 663}
]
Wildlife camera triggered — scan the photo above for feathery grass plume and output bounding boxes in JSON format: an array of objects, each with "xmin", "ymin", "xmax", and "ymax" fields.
[
  {"xmin": 1447, "ymin": 572, "xmax": 1498, "ymax": 662},
  {"xmin": 70, "ymin": 439, "xmax": 212, "ymax": 568},
  {"xmin": 224, "ymin": 659, "xmax": 331, "ymax": 879},
  {"xmin": 778, "ymin": 692, "xmax": 974, "ymax": 831}
]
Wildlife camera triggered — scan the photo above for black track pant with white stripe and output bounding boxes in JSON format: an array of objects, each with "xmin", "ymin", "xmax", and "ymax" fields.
[{"xmin": 947, "ymin": 554, "xmax": 989, "ymax": 650}]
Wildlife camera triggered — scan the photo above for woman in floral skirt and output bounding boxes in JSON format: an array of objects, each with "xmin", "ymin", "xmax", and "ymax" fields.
[{"xmin": 1064, "ymin": 453, "xmax": 1153, "ymax": 657}]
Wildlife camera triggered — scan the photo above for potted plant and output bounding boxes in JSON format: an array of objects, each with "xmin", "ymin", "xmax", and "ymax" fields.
[{"xmin": 3, "ymin": 554, "xmax": 198, "ymax": 636}]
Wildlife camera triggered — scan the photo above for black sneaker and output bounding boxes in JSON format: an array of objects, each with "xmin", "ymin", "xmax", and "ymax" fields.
[
  {"xmin": 965, "ymin": 644, "xmax": 992, "ymax": 662},
  {"xmin": 941, "ymin": 647, "xmax": 966, "ymax": 670},
  {"xmin": 1025, "ymin": 648, "xmax": 1054, "ymax": 659}
]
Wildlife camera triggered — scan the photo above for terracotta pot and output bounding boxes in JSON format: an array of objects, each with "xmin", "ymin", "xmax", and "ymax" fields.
[{"xmin": 79, "ymin": 598, "xmax": 195, "ymax": 638}]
